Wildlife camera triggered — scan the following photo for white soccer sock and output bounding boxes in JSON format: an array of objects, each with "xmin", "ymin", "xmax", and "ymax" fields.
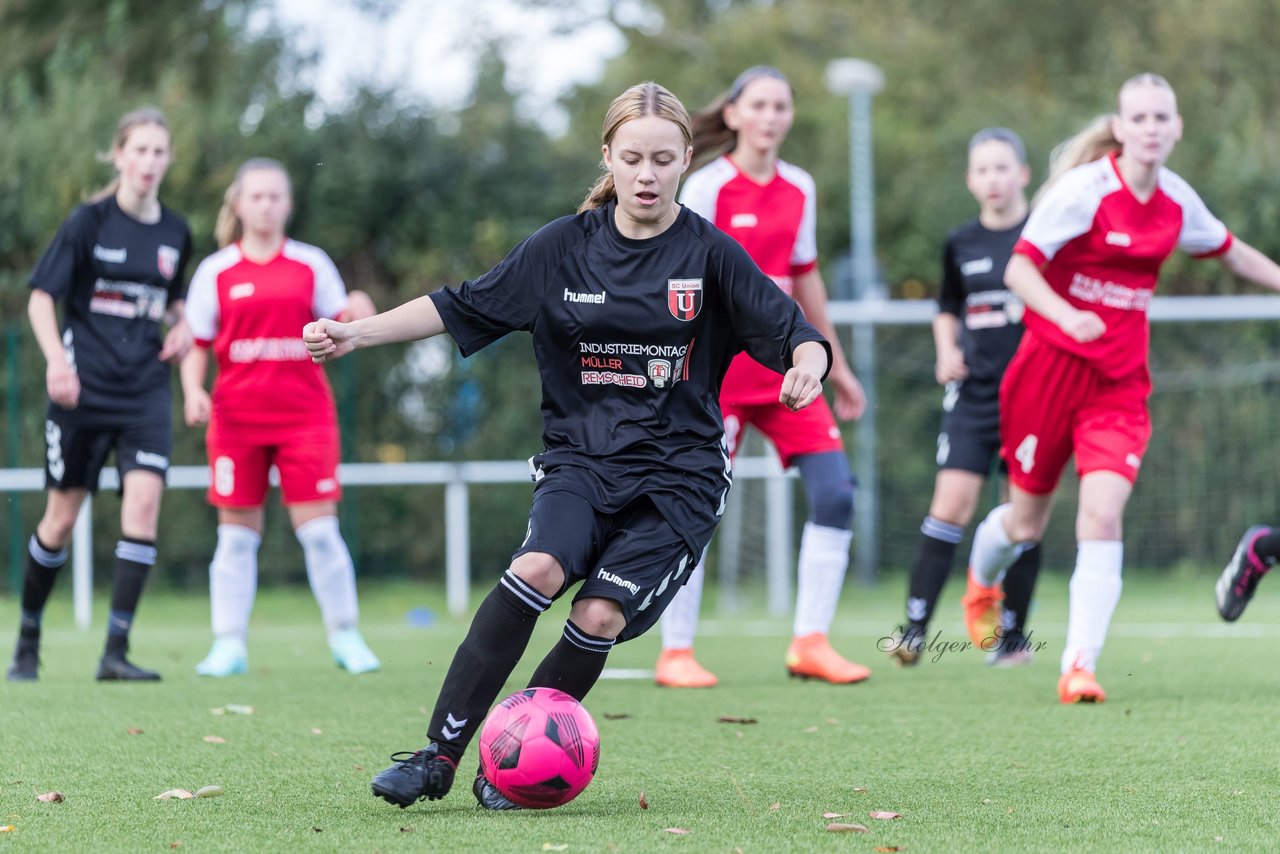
[
  {"xmin": 793, "ymin": 522, "xmax": 853, "ymax": 637},
  {"xmin": 209, "ymin": 524, "xmax": 261, "ymax": 641},
  {"xmin": 968, "ymin": 503, "xmax": 1026, "ymax": 587},
  {"xmin": 296, "ymin": 516, "xmax": 360, "ymax": 637},
  {"xmin": 1061, "ymin": 540, "xmax": 1123, "ymax": 674},
  {"xmin": 660, "ymin": 560, "xmax": 706, "ymax": 650}
]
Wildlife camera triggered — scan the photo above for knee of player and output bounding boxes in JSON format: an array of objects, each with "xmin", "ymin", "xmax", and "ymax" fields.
[
  {"xmin": 509, "ymin": 551, "xmax": 565, "ymax": 599},
  {"xmin": 568, "ymin": 598, "xmax": 625, "ymax": 640},
  {"xmin": 1075, "ymin": 503, "xmax": 1123, "ymax": 540},
  {"xmin": 809, "ymin": 480, "xmax": 855, "ymax": 529}
]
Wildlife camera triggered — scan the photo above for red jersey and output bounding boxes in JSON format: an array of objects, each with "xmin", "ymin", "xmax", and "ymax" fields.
[
  {"xmin": 1014, "ymin": 152, "xmax": 1232, "ymax": 379},
  {"xmin": 680, "ymin": 156, "xmax": 819, "ymax": 403},
  {"xmin": 185, "ymin": 239, "xmax": 349, "ymax": 430}
]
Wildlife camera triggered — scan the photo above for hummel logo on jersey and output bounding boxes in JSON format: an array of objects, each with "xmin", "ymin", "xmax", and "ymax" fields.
[
  {"xmin": 1105, "ymin": 231, "xmax": 1132, "ymax": 247},
  {"xmin": 230, "ymin": 282, "xmax": 256, "ymax": 300},
  {"xmin": 730, "ymin": 213, "xmax": 758, "ymax": 228},
  {"xmin": 1126, "ymin": 453, "xmax": 1142, "ymax": 469},
  {"xmin": 668, "ymin": 278, "xmax": 703, "ymax": 321},
  {"xmin": 596, "ymin": 568, "xmax": 640, "ymax": 595},
  {"xmin": 960, "ymin": 256, "xmax": 993, "ymax": 276},
  {"xmin": 564, "ymin": 288, "xmax": 606, "ymax": 304},
  {"xmin": 135, "ymin": 451, "xmax": 169, "ymax": 470},
  {"xmin": 441, "ymin": 712, "xmax": 467, "ymax": 741},
  {"xmin": 93, "ymin": 245, "xmax": 127, "ymax": 263}
]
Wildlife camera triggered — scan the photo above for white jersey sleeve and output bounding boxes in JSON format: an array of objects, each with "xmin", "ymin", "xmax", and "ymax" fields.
[
  {"xmin": 284, "ymin": 240, "xmax": 349, "ymax": 319},
  {"xmin": 184, "ymin": 244, "xmax": 242, "ymax": 343},
  {"xmin": 1160, "ymin": 168, "xmax": 1232, "ymax": 257},
  {"xmin": 1021, "ymin": 159, "xmax": 1116, "ymax": 262},
  {"xmin": 679, "ymin": 158, "xmax": 734, "ymax": 222},
  {"xmin": 777, "ymin": 160, "xmax": 818, "ymax": 269}
]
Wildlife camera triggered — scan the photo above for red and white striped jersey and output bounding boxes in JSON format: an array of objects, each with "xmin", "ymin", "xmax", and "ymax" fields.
[
  {"xmin": 1014, "ymin": 152, "xmax": 1232, "ymax": 378},
  {"xmin": 185, "ymin": 239, "xmax": 349, "ymax": 428},
  {"xmin": 681, "ymin": 156, "xmax": 819, "ymax": 403}
]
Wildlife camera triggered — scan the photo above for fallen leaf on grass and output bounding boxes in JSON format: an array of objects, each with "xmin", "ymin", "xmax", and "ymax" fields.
[
  {"xmin": 870, "ymin": 811, "xmax": 902, "ymax": 820},
  {"xmin": 226, "ymin": 704, "xmax": 253, "ymax": 715},
  {"xmin": 769, "ymin": 802, "xmax": 780, "ymax": 812},
  {"xmin": 399, "ymin": 827, "xmax": 413, "ymax": 833},
  {"xmin": 717, "ymin": 716, "xmax": 757, "ymax": 724},
  {"xmin": 541, "ymin": 845, "xmax": 569, "ymax": 852},
  {"xmin": 638, "ymin": 792, "xmax": 649, "ymax": 810},
  {"xmin": 36, "ymin": 791, "xmax": 64, "ymax": 803},
  {"xmin": 982, "ymin": 799, "xmax": 992, "ymax": 804},
  {"xmin": 310, "ymin": 728, "xmax": 323, "ymax": 735},
  {"xmin": 803, "ymin": 726, "xmax": 819, "ymax": 733},
  {"xmin": 210, "ymin": 708, "xmax": 226, "ymax": 716},
  {"xmin": 202, "ymin": 736, "xmax": 226, "ymax": 744},
  {"xmin": 312, "ymin": 827, "xmax": 322, "ymax": 833},
  {"xmin": 662, "ymin": 828, "xmax": 690, "ymax": 835},
  {"xmin": 0, "ymin": 826, "xmax": 14, "ymax": 832},
  {"xmin": 874, "ymin": 847, "xmax": 903, "ymax": 852},
  {"xmin": 853, "ymin": 787, "xmax": 868, "ymax": 793},
  {"xmin": 826, "ymin": 823, "xmax": 869, "ymax": 833},
  {"xmin": 126, "ymin": 728, "xmax": 144, "ymax": 735},
  {"xmin": 195, "ymin": 786, "xmax": 224, "ymax": 798},
  {"xmin": 603, "ymin": 712, "xmax": 632, "ymax": 720},
  {"xmin": 155, "ymin": 789, "xmax": 195, "ymax": 800},
  {"xmin": 170, "ymin": 843, "xmax": 181, "ymax": 849},
  {"xmin": 822, "ymin": 812, "xmax": 847, "ymax": 819}
]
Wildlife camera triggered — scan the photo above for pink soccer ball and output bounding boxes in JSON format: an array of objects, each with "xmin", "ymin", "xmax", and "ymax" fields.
[{"xmin": 478, "ymin": 687, "xmax": 601, "ymax": 809}]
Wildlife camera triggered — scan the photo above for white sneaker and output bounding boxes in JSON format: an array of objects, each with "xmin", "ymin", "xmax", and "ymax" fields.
[
  {"xmin": 195, "ymin": 637, "xmax": 249, "ymax": 677},
  {"xmin": 330, "ymin": 629, "xmax": 380, "ymax": 674}
]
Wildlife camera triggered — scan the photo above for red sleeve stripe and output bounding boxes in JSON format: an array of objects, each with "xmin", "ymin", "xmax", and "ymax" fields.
[
  {"xmin": 789, "ymin": 259, "xmax": 818, "ymax": 276},
  {"xmin": 1013, "ymin": 238, "xmax": 1047, "ymax": 267},
  {"xmin": 1192, "ymin": 231, "xmax": 1234, "ymax": 260}
]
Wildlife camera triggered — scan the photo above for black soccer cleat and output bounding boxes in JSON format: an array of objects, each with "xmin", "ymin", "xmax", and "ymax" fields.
[
  {"xmin": 887, "ymin": 624, "xmax": 925, "ymax": 667},
  {"xmin": 371, "ymin": 743, "xmax": 457, "ymax": 808},
  {"xmin": 95, "ymin": 647, "xmax": 161, "ymax": 681},
  {"xmin": 7, "ymin": 638, "xmax": 40, "ymax": 682},
  {"xmin": 472, "ymin": 771, "xmax": 522, "ymax": 811},
  {"xmin": 1216, "ymin": 525, "xmax": 1273, "ymax": 622}
]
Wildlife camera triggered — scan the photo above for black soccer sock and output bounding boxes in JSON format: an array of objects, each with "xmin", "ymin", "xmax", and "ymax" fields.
[
  {"xmin": 19, "ymin": 534, "xmax": 69, "ymax": 641},
  {"xmin": 427, "ymin": 571, "xmax": 551, "ymax": 765},
  {"xmin": 904, "ymin": 517, "xmax": 964, "ymax": 632},
  {"xmin": 1001, "ymin": 543, "xmax": 1042, "ymax": 637},
  {"xmin": 1253, "ymin": 529, "xmax": 1280, "ymax": 567},
  {"xmin": 526, "ymin": 620, "xmax": 616, "ymax": 702},
  {"xmin": 107, "ymin": 538, "xmax": 157, "ymax": 644}
]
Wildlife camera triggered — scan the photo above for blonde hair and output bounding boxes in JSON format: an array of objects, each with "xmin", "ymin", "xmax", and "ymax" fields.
[
  {"xmin": 89, "ymin": 107, "xmax": 171, "ymax": 202},
  {"xmin": 689, "ymin": 66, "xmax": 791, "ymax": 173},
  {"xmin": 578, "ymin": 82, "xmax": 693, "ymax": 214},
  {"xmin": 214, "ymin": 157, "xmax": 291, "ymax": 248},
  {"xmin": 1033, "ymin": 73, "xmax": 1176, "ymax": 206}
]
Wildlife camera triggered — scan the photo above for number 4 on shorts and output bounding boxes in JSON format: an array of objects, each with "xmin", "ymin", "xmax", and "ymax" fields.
[{"xmin": 1014, "ymin": 434, "xmax": 1038, "ymax": 474}]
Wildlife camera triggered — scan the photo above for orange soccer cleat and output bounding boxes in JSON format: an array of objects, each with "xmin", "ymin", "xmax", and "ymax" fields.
[
  {"xmin": 1057, "ymin": 667, "xmax": 1107, "ymax": 704},
  {"xmin": 655, "ymin": 648, "xmax": 718, "ymax": 688},
  {"xmin": 961, "ymin": 575, "xmax": 1004, "ymax": 647},
  {"xmin": 785, "ymin": 633, "xmax": 871, "ymax": 684}
]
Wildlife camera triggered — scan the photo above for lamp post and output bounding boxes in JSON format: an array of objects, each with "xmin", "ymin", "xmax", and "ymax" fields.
[{"xmin": 826, "ymin": 58, "xmax": 884, "ymax": 585}]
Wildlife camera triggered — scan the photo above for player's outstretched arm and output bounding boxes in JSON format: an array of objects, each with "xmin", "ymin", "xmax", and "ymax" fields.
[
  {"xmin": 1005, "ymin": 253, "xmax": 1104, "ymax": 343},
  {"xmin": 779, "ymin": 340, "xmax": 828, "ymax": 412},
  {"xmin": 305, "ymin": 293, "xmax": 447, "ymax": 364},
  {"xmin": 1219, "ymin": 240, "xmax": 1280, "ymax": 292}
]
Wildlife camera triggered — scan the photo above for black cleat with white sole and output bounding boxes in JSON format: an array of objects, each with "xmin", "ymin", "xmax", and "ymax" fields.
[
  {"xmin": 371, "ymin": 743, "xmax": 457, "ymax": 807},
  {"xmin": 1216, "ymin": 525, "xmax": 1273, "ymax": 622}
]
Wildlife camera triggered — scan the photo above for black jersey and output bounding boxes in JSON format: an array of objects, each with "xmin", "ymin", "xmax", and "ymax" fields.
[
  {"xmin": 431, "ymin": 201, "xmax": 830, "ymax": 551},
  {"xmin": 937, "ymin": 217, "xmax": 1026, "ymax": 383},
  {"xmin": 29, "ymin": 196, "xmax": 192, "ymax": 413}
]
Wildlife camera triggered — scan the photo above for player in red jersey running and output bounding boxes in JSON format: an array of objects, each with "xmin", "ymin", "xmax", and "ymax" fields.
[
  {"xmin": 654, "ymin": 67, "xmax": 869, "ymax": 687},
  {"xmin": 181, "ymin": 159, "xmax": 380, "ymax": 677},
  {"xmin": 961, "ymin": 74, "xmax": 1280, "ymax": 703}
]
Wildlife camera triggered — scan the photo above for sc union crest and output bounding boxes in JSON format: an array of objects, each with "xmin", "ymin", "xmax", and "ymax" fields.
[
  {"xmin": 157, "ymin": 245, "xmax": 181, "ymax": 281},
  {"xmin": 668, "ymin": 278, "xmax": 703, "ymax": 321}
]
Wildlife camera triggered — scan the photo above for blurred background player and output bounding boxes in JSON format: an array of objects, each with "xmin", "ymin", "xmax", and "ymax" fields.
[
  {"xmin": 305, "ymin": 81, "xmax": 832, "ymax": 810},
  {"xmin": 7, "ymin": 108, "xmax": 193, "ymax": 682},
  {"xmin": 888, "ymin": 128, "xmax": 1042, "ymax": 667},
  {"xmin": 1216, "ymin": 525, "xmax": 1277, "ymax": 621},
  {"xmin": 961, "ymin": 74, "xmax": 1280, "ymax": 703},
  {"xmin": 181, "ymin": 158, "xmax": 380, "ymax": 676},
  {"xmin": 654, "ymin": 66, "xmax": 869, "ymax": 688}
]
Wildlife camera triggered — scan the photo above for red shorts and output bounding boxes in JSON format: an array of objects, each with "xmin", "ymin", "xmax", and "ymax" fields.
[
  {"xmin": 721, "ymin": 395, "xmax": 844, "ymax": 467},
  {"xmin": 205, "ymin": 417, "xmax": 342, "ymax": 507},
  {"xmin": 999, "ymin": 334, "xmax": 1151, "ymax": 495}
]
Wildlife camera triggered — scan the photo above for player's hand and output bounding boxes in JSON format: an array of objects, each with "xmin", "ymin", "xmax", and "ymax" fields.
[
  {"xmin": 159, "ymin": 317, "xmax": 194, "ymax": 363},
  {"xmin": 1058, "ymin": 309, "xmax": 1105, "ymax": 343},
  {"xmin": 183, "ymin": 388, "xmax": 212, "ymax": 426},
  {"xmin": 341, "ymin": 290, "xmax": 377, "ymax": 321},
  {"xmin": 46, "ymin": 362, "xmax": 79, "ymax": 409},
  {"xmin": 304, "ymin": 317, "xmax": 354, "ymax": 363},
  {"xmin": 831, "ymin": 365, "xmax": 867, "ymax": 421},
  {"xmin": 779, "ymin": 366, "xmax": 823, "ymax": 412},
  {"xmin": 935, "ymin": 347, "xmax": 969, "ymax": 384}
]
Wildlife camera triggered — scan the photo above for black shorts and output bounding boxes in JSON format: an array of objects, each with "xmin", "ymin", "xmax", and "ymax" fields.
[
  {"xmin": 935, "ymin": 378, "xmax": 1004, "ymax": 476},
  {"xmin": 43, "ymin": 399, "xmax": 172, "ymax": 493},
  {"xmin": 513, "ymin": 488, "xmax": 704, "ymax": 644}
]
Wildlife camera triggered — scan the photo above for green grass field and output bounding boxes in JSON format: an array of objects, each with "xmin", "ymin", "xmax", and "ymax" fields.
[{"xmin": 1, "ymin": 574, "xmax": 1277, "ymax": 853}]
